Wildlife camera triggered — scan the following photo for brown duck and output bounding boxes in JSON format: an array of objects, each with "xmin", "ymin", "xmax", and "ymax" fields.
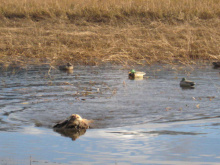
[{"xmin": 59, "ymin": 63, "xmax": 74, "ymax": 70}]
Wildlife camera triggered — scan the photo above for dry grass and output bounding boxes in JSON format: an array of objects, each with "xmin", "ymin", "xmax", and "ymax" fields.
[{"xmin": 0, "ymin": 0, "xmax": 220, "ymax": 67}]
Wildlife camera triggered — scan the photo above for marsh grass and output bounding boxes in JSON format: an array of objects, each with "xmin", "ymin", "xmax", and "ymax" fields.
[{"xmin": 0, "ymin": 0, "xmax": 220, "ymax": 67}]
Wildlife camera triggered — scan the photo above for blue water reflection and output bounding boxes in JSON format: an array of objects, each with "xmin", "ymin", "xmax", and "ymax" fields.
[{"xmin": 1, "ymin": 118, "xmax": 220, "ymax": 165}]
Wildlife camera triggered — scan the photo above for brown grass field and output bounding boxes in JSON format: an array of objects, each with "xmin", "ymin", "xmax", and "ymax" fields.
[{"xmin": 0, "ymin": 0, "xmax": 220, "ymax": 67}]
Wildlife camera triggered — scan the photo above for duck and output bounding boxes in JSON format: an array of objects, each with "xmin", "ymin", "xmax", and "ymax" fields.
[
  {"xmin": 59, "ymin": 63, "xmax": 74, "ymax": 70},
  {"xmin": 180, "ymin": 78, "xmax": 195, "ymax": 87},
  {"xmin": 53, "ymin": 114, "xmax": 93, "ymax": 130},
  {"xmin": 212, "ymin": 62, "xmax": 220, "ymax": 68},
  {"xmin": 128, "ymin": 69, "xmax": 146, "ymax": 79}
]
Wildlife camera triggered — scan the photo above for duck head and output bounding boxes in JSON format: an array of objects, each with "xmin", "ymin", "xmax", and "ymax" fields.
[
  {"xmin": 130, "ymin": 69, "xmax": 136, "ymax": 74},
  {"xmin": 181, "ymin": 78, "xmax": 186, "ymax": 82},
  {"xmin": 129, "ymin": 69, "xmax": 136, "ymax": 79}
]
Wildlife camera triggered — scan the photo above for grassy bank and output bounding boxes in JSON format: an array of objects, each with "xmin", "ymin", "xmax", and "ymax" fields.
[{"xmin": 0, "ymin": 0, "xmax": 220, "ymax": 67}]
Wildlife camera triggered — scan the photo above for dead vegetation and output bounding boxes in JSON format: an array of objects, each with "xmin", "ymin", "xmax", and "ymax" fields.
[{"xmin": 0, "ymin": 0, "xmax": 220, "ymax": 67}]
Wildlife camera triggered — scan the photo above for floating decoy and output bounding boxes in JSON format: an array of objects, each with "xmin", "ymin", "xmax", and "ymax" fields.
[
  {"xmin": 59, "ymin": 63, "xmax": 73, "ymax": 70},
  {"xmin": 212, "ymin": 62, "xmax": 220, "ymax": 68},
  {"xmin": 180, "ymin": 78, "xmax": 195, "ymax": 87},
  {"xmin": 53, "ymin": 114, "xmax": 93, "ymax": 130},
  {"xmin": 129, "ymin": 69, "xmax": 146, "ymax": 79}
]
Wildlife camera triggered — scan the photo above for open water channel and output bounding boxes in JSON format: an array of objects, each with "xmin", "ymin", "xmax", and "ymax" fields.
[{"xmin": 0, "ymin": 64, "xmax": 220, "ymax": 165}]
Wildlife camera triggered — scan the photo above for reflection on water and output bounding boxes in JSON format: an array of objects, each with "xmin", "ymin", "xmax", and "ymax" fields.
[
  {"xmin": 0, "ymin": 64, "xmax": 220, "ymax": 164},
  {"xmin": 1, "ymin": 119, "xmax": 220, "ymax": 165},
  {"xmin": 53, "ymin": 128, "xmax": 86, "ymax": 141}
]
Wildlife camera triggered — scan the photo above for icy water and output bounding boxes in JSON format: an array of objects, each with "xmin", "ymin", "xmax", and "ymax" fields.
[{"xmin": 0, "ymin": 64, "xmax": 220, "ymax": 165}]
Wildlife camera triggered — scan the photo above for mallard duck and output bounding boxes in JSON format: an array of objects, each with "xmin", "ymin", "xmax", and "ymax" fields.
[
  {"xmin": 59, "ymin": 63, "xmax": 73, "ymax": 70},
  {"xmin": 53, "ymin": 114, "xmax": 93, "ymax": 130},
  {"xmin": 180, "ymin": 78, "xmax": 195, "ymax": 87},
  {"xmin": 129, "ymin": 69, "xmax": 146, "ymax": 79},
  {"xmin": 212, "ymin": 62, "xmax": 220, "ymax": 68}
]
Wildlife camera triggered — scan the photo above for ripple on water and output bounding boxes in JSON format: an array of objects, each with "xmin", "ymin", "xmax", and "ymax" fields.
[{"xmin": 0, "ymin": 65, "xmax": 219, "ymax": 130}]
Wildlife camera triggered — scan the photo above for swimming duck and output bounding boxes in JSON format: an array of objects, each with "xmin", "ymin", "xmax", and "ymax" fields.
[
  {"xmin": 59, "ymin": 63, "xmax": 74, "ymax": 70},
  {"xmin": 180, "ymin": 78, "xmax": 195, "ymax": 87},
  {"xmin": 129, "ymin": 69, "xmax": 146, "ymax": 79},
  {"xmin": 53, "ymin": 114, "xmax": 93, "ymax": 130},
  {"xmin": 212, "ymin": 62, "xmax": 220, "ymax": 68}
]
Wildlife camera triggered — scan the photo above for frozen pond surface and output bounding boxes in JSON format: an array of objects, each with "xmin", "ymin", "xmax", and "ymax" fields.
[{"xmin": 0, "ymin": 64, "xmax": 220, "ymax": 164}]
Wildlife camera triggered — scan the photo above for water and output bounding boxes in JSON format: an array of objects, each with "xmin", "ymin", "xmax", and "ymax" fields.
[{"xmin": 0, "ymin": 64, "xmax": 220, "ymax": 164}]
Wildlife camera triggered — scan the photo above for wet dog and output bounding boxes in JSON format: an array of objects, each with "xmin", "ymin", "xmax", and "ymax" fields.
[
  {"xmin": 53, "ymin": 114, "xmax": 93, "ymax": 129},
  {"xmin": 53, "ymin": 114, "xmax": 93, "ymax": 140}
]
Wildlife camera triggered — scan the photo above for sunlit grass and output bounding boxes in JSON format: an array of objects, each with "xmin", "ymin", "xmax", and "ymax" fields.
[
  {"xmin": 0, "ymin": 0, "xmax": 219, "ymax": 67},
  {"xmin": 1, "ymin": 0, "xmax": 219, "ymax": 21}
]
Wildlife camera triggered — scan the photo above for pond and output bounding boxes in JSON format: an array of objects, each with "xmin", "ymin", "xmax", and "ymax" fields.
[{"xmin": 0, "ymin": 64, "xmax": 220, "ymax": 164}]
